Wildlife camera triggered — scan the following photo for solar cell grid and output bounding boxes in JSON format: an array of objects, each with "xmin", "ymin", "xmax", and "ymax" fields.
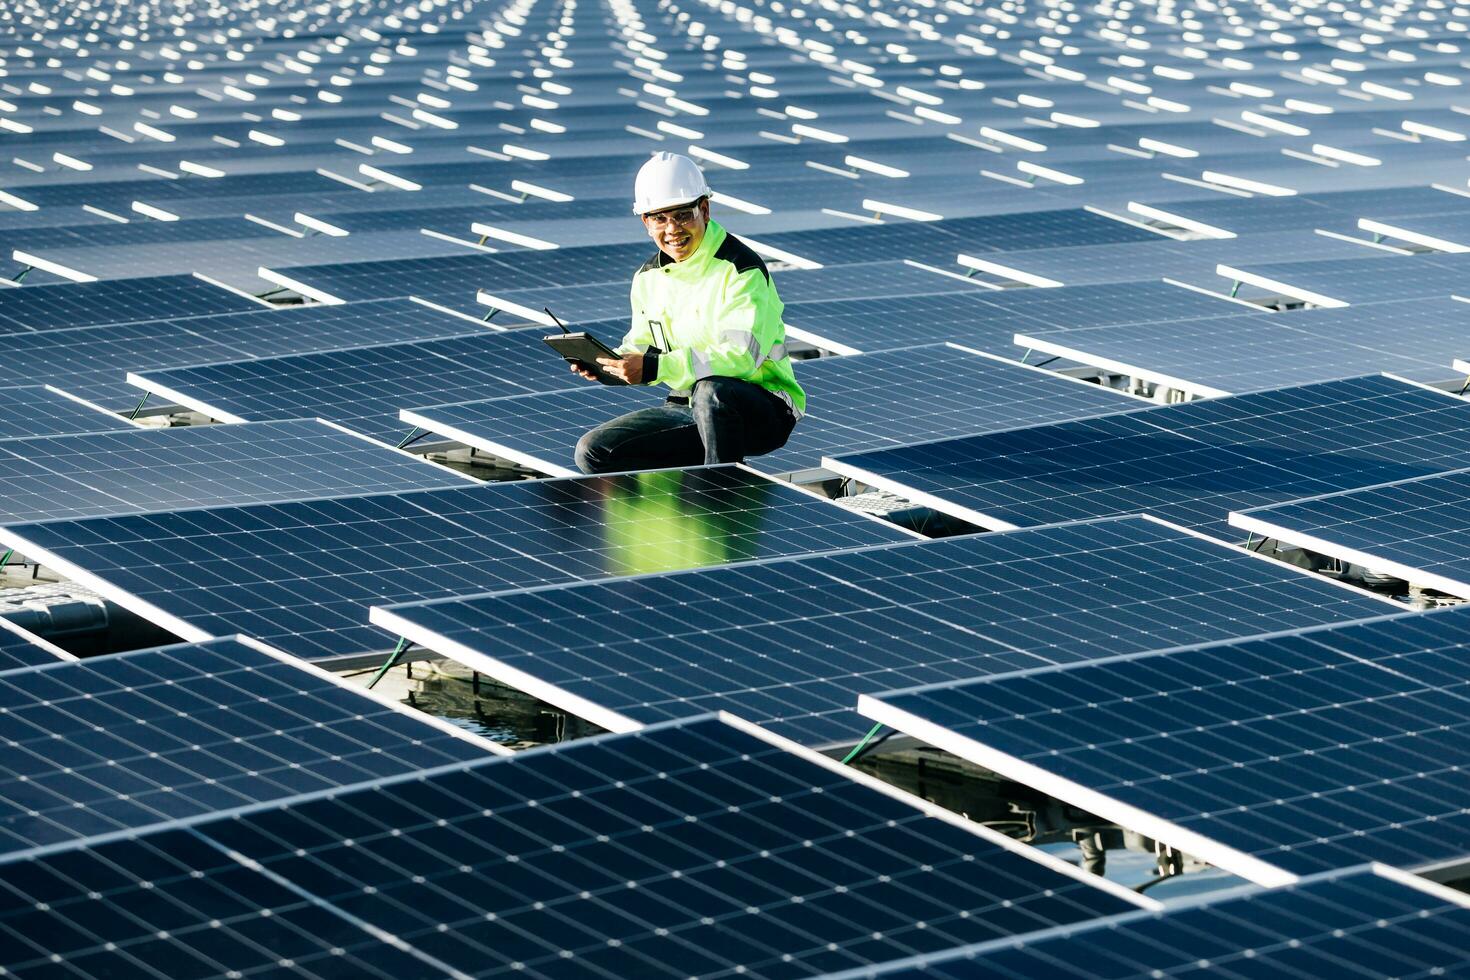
[
  {"xmin": 128, "ymin": 328, "xmax": 582, "ymax": 444},
  {"xmin": 263, "ymin": 242, "xmax": 647, "ymax": 304},
  {"xmin": 759, "ymin": 210, "xmax": 1160, "ymax": 267},
  {"xmin": 832, "ymin": 867, "xmax": 1470, "ymax": 979},
  {"xmin": 0, "ymin": 715, "xmax": 1142, "ymax": 980},
  {"xmin": 0, "ymin": 419, "xmax": 472, "ymax": 525},
  {"xmin": 0, "ymin": 618, "xmax": 65, "ymax": 672},
  {"xmin": 861, "ymin": 607, "xmax": 1470, "ymax": 882},
  {"xmin": 0, "ymin": 386, "xmax": 136, "ymax": 441},
  {"xmin": 0, "ymin": 297, "xmax": 488, "ymax": 412},
  {"xmin": 402, "ymin": 345, "xmax": 1136, "ymax": 477},
  {"xmin": 0, "ymin": 467, "xmax": 907, "ymax": 661},
  {"xmin": 0, "ymin": 274, "xmax": 262, "ymax": 333},
  {"xmin": 1016, "ymin": 298, "xmax": 1470, "ymax": 397},
  {"xmin": 0, "ymin": 829, "xmax": 437, "ymax": 979},
  {"xmin": 1221, "ymin": 253, "xmax": 1470, "ymax": 306},
  {"xmin": 1231, "ymin": 467, "xmax": 1470, "ymax": 598},
  {"xmin": 825, "ymin": 375, "xmax": 1470, "ymax": 540},
  {"xmin": 782, "ymin": 292, "xmax": 1025, "ymax": 355},
  {"xmin": 373, "ymin": 515, "xmax": 1390, "ymax": 746},
  {"xmin": 0, "ymin": 635, "xmax": 503, "ymax": 856}
]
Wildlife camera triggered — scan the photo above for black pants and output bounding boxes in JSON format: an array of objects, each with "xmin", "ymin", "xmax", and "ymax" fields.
[{"xmin": 575, "ymin": 376, "xmax": 796, "ymax": 474}]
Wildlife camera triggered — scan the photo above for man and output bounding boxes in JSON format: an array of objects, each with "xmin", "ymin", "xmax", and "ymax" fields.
[{"xmin": 572, "ymin": 151, "xmax": 804, "ymax": 474}]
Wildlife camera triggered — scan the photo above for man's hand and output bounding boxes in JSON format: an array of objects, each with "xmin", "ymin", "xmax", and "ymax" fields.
[
  {"xmin": 596, "ymin": 352, "xmax": 645, "ymax": 385},
  {"xmin": 569, "ymin": 360, "xmax": 601, "ymax": 382}
]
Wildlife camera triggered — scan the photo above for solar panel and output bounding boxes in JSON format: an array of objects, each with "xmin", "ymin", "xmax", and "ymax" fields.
[
  {"xmin": 861, "ymin": 606, "xmax": 1470, "ymax": 883},
  {"xmin": 0, "ymin": 298, "xmax": 488, "ymax": 412},
  {"xmin": 783, "ymin": 293, "xmax": 1036, "ymax": 356},
  {"xmin": 1218, "ymin": 253, "xmax": 1470, "ymax": 307},
  {"xmin": 1359, "ymin": 213, "xmax": 1470, "ymax": 252},
  {"xmin": 403, "ymin": 345, "xmax": 1137, "ymax": 477},
  {"xmin": 373, "ymin": 515, "xmax": 1391, "ymax": 747},
  {"xmin": 1231, "ymin": 467, "xmax": 1470, "ymax": 599},
  {"xmin": 0, "ymin": 419, "xmax": 473, "ymax": 525},
  {"xmin": 0, "ymin": 617, "xmax": 67, "ymax": 672},
  {"xmin": 0, "ymin": 635, "xmax": 505, "ymax": 856},
  {"xmin": 825, "ymin": 375, "xmax": 1470, "ymax": 541},
  {"xmin": 831, "ymin": 866, "xmax": 1470, "ymax": 979},
  {"xmin": 0, "ymin": 714, "xmax": 1144, "ymax": 979},
  {"xmin": 0, "ymin": 466, "xmax": 907, "ymax": 661},
  {"xmin": 1016, "ymin": 298, "xmax": 1470, "ymax": 397},
  {"xmin": 0, "ymin": 829, "xmax": 440, "ymax": 978},
  {"xmin": 980, "ymin": 280, "xmax": 1246, "ymax": 331},
  {"xmin": 772, "ymin": 261, "xmax": 992, "ymax": 304},
  {"xmin": 127, "ymin": 328, "xmax": 585, "ymax": 445},
  {"xmin": 262, "ymin": 242, "xmax": 647, "ymax": 304},
  {"xmin": 970, "ymin": 233, "xmax": 1374, "ymax": 292},
  {"xmin": 0, "ymin": 386, "xmax": 136, "ymax": 441},
  {"xmin": 0, "ymin": 274, "xmax": 262, "ymax": 333},
  {"xmin": 758, "ymin": 211, "xmax": 1159, "ymax": 267}
]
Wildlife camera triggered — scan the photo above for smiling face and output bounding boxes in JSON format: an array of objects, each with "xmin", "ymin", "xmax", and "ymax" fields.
[{"xmin": 643, "ymin": 197, "xmax": 710, "ymax": 263}]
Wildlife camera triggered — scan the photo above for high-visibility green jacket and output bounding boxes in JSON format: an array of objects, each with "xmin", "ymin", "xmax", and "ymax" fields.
[{"xmin": 620, "ymin": 220, "xmax": 806, "ymax": 416}]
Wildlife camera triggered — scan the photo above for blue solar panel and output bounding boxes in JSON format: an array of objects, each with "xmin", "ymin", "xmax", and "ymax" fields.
[
  {"xmin": 831, "ymin": 866, "xmax": 1470, "ymax": 979},
  {"xmin": 0, "ymin": 635, "xmax": 502, "ymax": 856},
  {"xmin": 863, "ymin": 606, "xmax": 1470, "ymax": 882},
  {"xmin": 0, "ymin": 715, "xmax": 1143, "ymax": 979},
  {"xmin": 1221, "ymin": 252, "xmax": 1470, "ymax": 307},
  {"xmin": 0, "ymin": 298, "xmax": 487, "ymax": 412},
  {"xmin": 972, "ymin": 232, "xmax": 1374, "ymax": 291},
  {"xmin": 773, "ymin": 261, "xmax": 992, "ymax": 304},
  {"xmin": 0, "ymin": 830, "xmax": 437, "ymax": 978},
  {"xmin": 403, "ymin": 345, "xmax": 1138, "ymax": 477},
  {"xmin": 0, "ymin": 386, "xmax": 135, "ymax": 441},
  {"xmin": 758, "ymin": 211, "xmax": 1160, "ymax": 267},
  {"xmin": 0, "ymin": 618, "xmax": 64, "ymax": 672},
  {"xmin": 784, "ymin": 282, "xmax": 1244, "ymax": 355},
  {"xmin": 1016, "ymin": 298, "xmax": 1470, "ymax": 397},
  {"xmin": 128, "ymin": 328, "xmax": 585, "ymax": 444},
  {"xmin": 1232, "ymin": 466, "xmax": 1470, "ymax": 598},
  {"xmin": 374, "ymin": 516, "xmax": 1389, "ymax": 746},
  {"xmin": 0, "ymin": 419, "xmax": 471, "ymax": 524},
  {"xmin": 263, "ymin": 242, "xmax": 647, "ymax": 304},
  {"xmin": 0, "ymin": 467, "xmax": 906, "ymax": 661},
  {"xmin": 0, "ymin": 274, "xmax": 262, "ymax": 333},
  {"xmin": 825, "ymin": 375, "xmax": 1470, "ymax": 540}
]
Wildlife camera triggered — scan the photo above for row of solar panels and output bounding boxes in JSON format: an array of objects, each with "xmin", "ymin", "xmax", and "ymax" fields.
[
  {"xmin": 7, "ymin": 0, "xmax": 1470, "ymax": 972},
  {"xmin": 0, "ymin": 634, "xmax": 1466, "ymax": 978}
]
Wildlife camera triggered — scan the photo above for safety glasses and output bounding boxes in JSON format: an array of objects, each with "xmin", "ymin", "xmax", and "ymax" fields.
[{"xmin": 642, "ymin": 205, "xmax": 701, "ymax": 228}]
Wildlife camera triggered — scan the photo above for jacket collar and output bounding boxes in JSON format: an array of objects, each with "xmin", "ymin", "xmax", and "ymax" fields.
[{"xmin": 657, "ymin": 219, "xmax": 725, "ymax": 274}]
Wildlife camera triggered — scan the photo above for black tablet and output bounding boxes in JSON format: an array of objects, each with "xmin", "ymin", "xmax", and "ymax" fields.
[{"xmin": 544, "ymin": 332, "xmax": 628, "ymax": 385}]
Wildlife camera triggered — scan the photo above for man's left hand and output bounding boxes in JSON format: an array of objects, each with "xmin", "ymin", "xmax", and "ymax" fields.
[{"xmin": 596, "ymin": 353, "xmax": 644, "ymax": 385}]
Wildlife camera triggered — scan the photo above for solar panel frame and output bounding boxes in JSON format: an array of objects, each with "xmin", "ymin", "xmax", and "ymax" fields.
[
  {"xmin": 860, "ymin": 606, "xmax": 1470, "ymax": 885},
  {"xmin": 370, "ymin": 515, "xmax": 1393, "ymax": 746},
  {"xmin": 1230, "ymin": 466, "xmax": 1470, "ymax": 599}
]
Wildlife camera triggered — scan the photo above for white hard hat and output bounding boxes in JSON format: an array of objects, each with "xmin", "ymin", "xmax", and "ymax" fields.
[{"xmin": 632, "ymin": 151, "xmax": 711, "ymax": 215}]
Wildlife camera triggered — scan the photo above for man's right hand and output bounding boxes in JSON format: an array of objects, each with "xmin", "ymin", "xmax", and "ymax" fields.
[{"xmin": 570, "ymin": 360, "xmax": 601, "ymax": 382}]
